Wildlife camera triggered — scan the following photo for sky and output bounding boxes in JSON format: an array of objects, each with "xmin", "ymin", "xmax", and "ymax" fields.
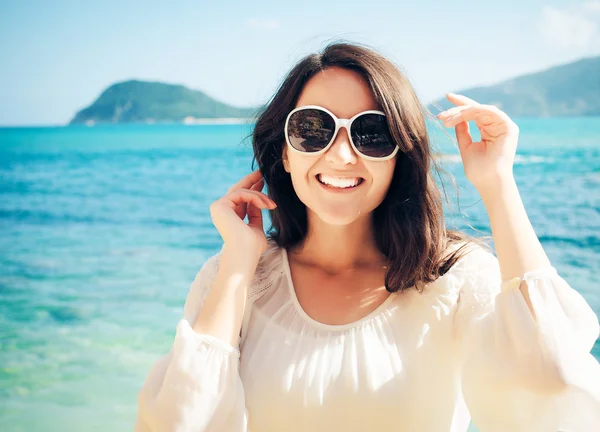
[{"xmin": 1, "ymin": 0, "xmax": 599, "ymax": 126}]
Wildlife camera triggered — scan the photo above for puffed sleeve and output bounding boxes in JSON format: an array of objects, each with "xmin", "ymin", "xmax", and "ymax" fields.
[
  {"xmin": 134, "ymin": 250, "xmax": 249, "ymax": 432},
  {"xmin": 453, "ymin": 245, "xmax": 600, "ymax": 431}
]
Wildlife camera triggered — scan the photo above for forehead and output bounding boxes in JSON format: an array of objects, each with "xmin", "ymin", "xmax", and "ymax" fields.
[{"xmin": 295, "ymin": 67, "xmax": 381, "ymax": 118}]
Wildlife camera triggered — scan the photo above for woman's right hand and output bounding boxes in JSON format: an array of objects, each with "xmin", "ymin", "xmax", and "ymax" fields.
[{"xmin": 209, "ymin": 169, "xmax": 277, "ymax": 257}]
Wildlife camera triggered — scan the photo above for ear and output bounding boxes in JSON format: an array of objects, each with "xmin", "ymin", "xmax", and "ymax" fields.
[{"xmin": 282, "ymin": 147, "xmax": 290, "ymax": 173}]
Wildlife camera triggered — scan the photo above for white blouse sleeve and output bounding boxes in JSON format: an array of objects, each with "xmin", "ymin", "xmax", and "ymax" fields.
[
  {"xmin": 453, "ymin": 246, "xmax": 600, "ymax": 431},
  {"xmin": 134, "ymin": 250, "xmax": 249, "ymax": 432}
]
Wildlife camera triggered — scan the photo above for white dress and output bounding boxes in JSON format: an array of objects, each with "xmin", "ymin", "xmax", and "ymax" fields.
[{"xmin": 135, "ymin": 239, "xmax": 600, "ymax": 432}]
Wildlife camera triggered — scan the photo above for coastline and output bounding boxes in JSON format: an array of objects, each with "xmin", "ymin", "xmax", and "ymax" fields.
[
  {"xmin": 182, "ymin": 116, "xmax": 250, "ymax": 125},
  {"xmin": 74, "ymin": 117, "xmax": 252, "ymax": 126}
]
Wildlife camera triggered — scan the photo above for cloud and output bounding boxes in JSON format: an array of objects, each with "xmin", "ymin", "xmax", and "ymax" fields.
[
  {"xmin": 583, "ymin": 1, "xmax": 600, "ymax": 12},
  {"xmin": 245, "ymin": 18, "xmax": 281, "ymax": 31},
  {"xmin": 538, "ymin": 5, "xmax": 598, "ymax": 48}
]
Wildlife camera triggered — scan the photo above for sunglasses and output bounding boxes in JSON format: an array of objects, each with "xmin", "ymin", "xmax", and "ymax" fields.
[{"xmin": 284, "ymin": 105, "xmax": 399, "ymax": 161}]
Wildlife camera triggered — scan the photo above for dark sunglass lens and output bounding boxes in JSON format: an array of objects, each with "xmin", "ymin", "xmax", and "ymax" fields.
[
  {"xmin": 350, "ymin": 114, "xmax": 396, "ymax": 158},
  {"xmin": 287, "ymin": 109, "xmax": 335, "ymax": 153}
]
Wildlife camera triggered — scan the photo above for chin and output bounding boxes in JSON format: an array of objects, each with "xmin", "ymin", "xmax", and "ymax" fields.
[{"xmin": 309, "ymin": 205, "xmax": 368, "ymax": 226}]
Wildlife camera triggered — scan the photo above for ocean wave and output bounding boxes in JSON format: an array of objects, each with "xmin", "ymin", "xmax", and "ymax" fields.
[
  {"xmin": 435, "ymin": 154, "xmax": 554, "ymax": 164},
  {"xmin": 538, "ymin": 235, "xmax": 600, "ymax": 251}
]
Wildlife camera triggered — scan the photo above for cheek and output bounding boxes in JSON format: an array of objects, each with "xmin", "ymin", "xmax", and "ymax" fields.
[
  {"xmin": 286, "ymin": 157, "xmax": 314, "ymax": 198},
  {"xmin": 369, "ymin": 162, "xmax": 396, "ymax": 202},
  {"xmin": 383, "ymin": 164, "xmax": 396, "ymax": 187},
  {"xmin": 370, "ymin": 160, "xmax": 395, "ymax": 186},
  {"xmin": 287, "ymin": 154, "xmax": 314, "ymax": 181}
]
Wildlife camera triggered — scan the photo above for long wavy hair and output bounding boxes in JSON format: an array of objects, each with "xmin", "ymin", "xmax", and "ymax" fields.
[{"xmin": 250, "ymin": 41, "xmax": 491, "ymax": 293}]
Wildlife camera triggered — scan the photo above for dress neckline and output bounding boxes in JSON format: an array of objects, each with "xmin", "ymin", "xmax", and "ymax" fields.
[{"xmin": 280, "ymin": 246, "xmax": 396, "ymax": 331}]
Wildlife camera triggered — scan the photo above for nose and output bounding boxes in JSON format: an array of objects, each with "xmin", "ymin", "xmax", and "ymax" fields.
[{"xmin": 324, "ymin": 125, "xmax": 358, "ymax": 165}]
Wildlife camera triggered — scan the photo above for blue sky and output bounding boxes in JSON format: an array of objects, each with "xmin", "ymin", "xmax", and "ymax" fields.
[{"xmin": 1, "ymin": 0, "xmax": 599, "ymax": 125}]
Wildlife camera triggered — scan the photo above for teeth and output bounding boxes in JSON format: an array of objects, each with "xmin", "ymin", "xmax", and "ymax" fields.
[{"xmin": 318, "ymin": 174, "xmax": 362, "ymax": 188}]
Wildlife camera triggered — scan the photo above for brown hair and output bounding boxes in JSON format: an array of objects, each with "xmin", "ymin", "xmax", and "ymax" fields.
[{"xmin": 250, "ymin": 40, "xmax": 492, "ymax": 293}]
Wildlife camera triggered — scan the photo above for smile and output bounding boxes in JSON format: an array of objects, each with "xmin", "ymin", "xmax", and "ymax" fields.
[{"xmin": 316, "ymin": 174, "xmax": 365, "ymax": 192}]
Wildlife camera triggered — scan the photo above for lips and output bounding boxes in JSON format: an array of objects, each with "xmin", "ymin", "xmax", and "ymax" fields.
[{"xmin": 316, "ymin": 174, "xmax": 365, "ymax": 190}]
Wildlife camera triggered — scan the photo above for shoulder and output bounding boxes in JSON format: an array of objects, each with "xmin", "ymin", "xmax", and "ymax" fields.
[
  {"xmin": 423, "ymin": 240, "xmax": 501, "ymax": 298},
  {"xmin": 443, "ymin": 240, "xmax": 500, "ymax": 283},
  {"xmin": 441, "ymin": 241, "xmax": 503, "ymax": 319}
]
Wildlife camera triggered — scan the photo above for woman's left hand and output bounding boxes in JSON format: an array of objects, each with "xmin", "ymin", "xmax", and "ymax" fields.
[{"xmin": 437, "ymin": 93, "xmax": 518, "ymax": 193}]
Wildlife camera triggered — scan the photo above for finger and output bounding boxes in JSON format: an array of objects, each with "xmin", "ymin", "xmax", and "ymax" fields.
[
  {"xmin": 228, "ymin": 188, "xmax": 275, "ymax": 209},
  {"xmin": 481, "ymin": 121, "xmax": 518, "ymax": 139},
  {"xmin": 218, "ymin": 190, "xmax": 271, "ymax": 219},
  {"xmin": 246, "ymin": 188, "xmax": 276, "ymax": 208},
  {"xmin": 250, "ymin": 178, "xmax": 277, "ymax": 208},
  {"xmin": 227, "ymin": 169, "xmax": 262, "ymax": 194},
  {"xmin": 446, "ymin": 93, "xmax": 480, "ymax": 106},
  {"xmin": 250, "ymin": 177, "xmax": 264, "ymax": 191},
  {"xmin": 246, "ymin": 201, "xmax": 263, "ymax": 229},
  {"xmin": 436, "ymin": 105, "xmax": 471, "ymax": 120},
  {"xmin": 440, "ymin": 105, "xmax": 509, "ymax": 128},
  {"xmin": 455, "ymin": 121, "xmax": 472, "ymax": 152}
]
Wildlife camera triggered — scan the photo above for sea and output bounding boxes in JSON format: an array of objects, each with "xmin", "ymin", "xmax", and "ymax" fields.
[{"xmin": 1, "ymin": 118, "xmax": 599, "ymax": 431}]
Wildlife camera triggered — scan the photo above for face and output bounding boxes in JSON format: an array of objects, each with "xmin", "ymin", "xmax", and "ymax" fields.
[{"xmin": 282, "ymin": 66, "xmax": 397, "ymax": 226}]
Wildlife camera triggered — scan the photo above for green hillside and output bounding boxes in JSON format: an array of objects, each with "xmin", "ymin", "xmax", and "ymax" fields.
[
  {"xmin": 428, "ymin": 56, "xmax": 600, "ymax": 117},
  {"xmin": 70, "ymin": 80, "xmax": 258, "ymax": 124},
  {"xmin": 72, "ymin": 56, "xmax": 599, "ymax": 124}
]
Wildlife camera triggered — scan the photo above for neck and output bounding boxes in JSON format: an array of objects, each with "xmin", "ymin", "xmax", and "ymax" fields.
[{"xmin": 288, "ymin": 210, "xmax": 388, "ymax": 274}]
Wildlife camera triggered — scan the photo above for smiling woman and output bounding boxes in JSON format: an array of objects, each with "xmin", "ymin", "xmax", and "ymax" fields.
[{"xmin": 134, "ymin": 41, "xmax": 600, "ymax": 432}]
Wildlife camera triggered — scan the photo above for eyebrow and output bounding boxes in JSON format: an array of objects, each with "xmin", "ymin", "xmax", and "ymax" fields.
[{"xmin": 294, "ymin": 105, "xmax": 384, "ymax": 118}]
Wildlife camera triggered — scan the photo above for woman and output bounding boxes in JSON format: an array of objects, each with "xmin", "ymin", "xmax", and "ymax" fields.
[{"xmin": 134, "ymin": 42, "xmax": 600, "ymax": 431}]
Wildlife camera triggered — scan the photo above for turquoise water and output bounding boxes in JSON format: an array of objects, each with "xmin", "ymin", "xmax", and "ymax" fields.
[{"xmin": 1, "ymin": 119, "xmax": 599, "ymax": 431}]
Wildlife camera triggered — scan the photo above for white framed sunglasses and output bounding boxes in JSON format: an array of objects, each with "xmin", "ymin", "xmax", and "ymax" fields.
[{"xmin": 284, "ymin": 105, "xmax": 400, "ymax": 161}]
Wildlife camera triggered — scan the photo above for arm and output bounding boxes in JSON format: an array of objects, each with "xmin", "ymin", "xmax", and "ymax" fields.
[
  {"xmin": 438, "ymin": 93, "xmax": 600, "ymax": 429},
  {"xmin": 192, "ymin": 245, "xmax": 261, "ymax": 348},
  {"xmin": 135, "ymin": 246, "xmax": 259, "ymax": 432},
  {"xmin": 479, "ymin": 176, "xmax": 552, "ymax": 317}
]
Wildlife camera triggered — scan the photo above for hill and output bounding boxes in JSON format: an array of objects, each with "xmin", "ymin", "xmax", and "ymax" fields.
[
  {"xmin": 427, "ymin": 56, "xmax": 600, "ymax": 117},
  {"xmin": 70, "ymin": 80, "xmax": 257, "ymax": 124}
]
